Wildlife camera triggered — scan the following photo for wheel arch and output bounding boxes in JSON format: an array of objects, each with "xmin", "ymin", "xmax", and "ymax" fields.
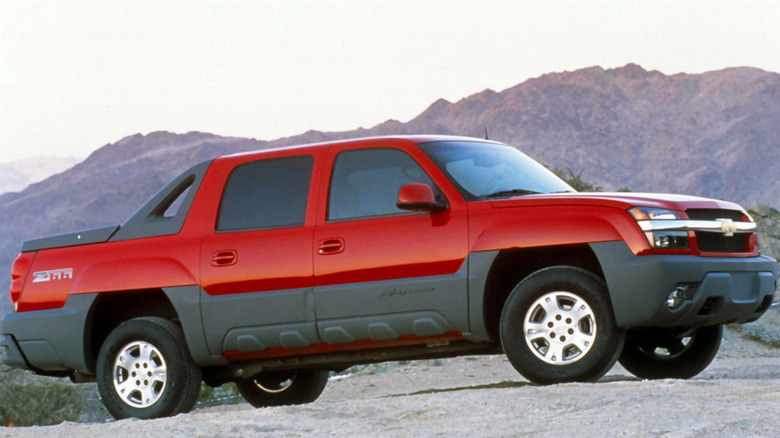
[
  {"xmin": 481, "ymin": 244, "xmax": 606, "ymax": 342},
  {"xmin": 86, "ymin": 288, "xmax": 179, "ymax": 373}
]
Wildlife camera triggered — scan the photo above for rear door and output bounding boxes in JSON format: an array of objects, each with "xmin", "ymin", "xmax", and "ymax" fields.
[
  {"xmin": 312, "ymin": 140, "xmax": 469, "ymax": 345},
  {"xmin": 199, "ymin": 150, "xmax": 323, "ymax": 358}
]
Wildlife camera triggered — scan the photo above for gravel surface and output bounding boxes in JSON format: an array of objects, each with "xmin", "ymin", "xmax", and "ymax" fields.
[{"xmin": 2, "ymin": 327, "xmax": 779, "ymax": 438}]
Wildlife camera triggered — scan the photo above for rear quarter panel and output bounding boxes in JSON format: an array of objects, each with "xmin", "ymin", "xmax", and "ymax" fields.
[{"xmin": 16, "ymin": 236, "xmax": 201, "ymax": 311}]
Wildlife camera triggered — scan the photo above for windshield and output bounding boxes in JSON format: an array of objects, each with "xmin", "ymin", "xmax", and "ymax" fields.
[{"xmin": 418, "ymin": 141, "xmax": 574, "ymax": 201}]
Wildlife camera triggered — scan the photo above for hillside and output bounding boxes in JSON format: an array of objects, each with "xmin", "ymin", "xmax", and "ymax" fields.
[
  {"xmin": 295, "ymin": 64, "xmax": 780, "ymax": 206},
  {"xmin": 0, "ymin": 157, "xmax": 80, "ymax": 195},
  {"xmin": 1, "ymin": 64, "xmax": 779, "ymax": 313}
]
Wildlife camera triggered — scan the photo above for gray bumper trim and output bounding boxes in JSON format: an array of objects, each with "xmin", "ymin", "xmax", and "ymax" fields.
[
  {"xmin": 0, "ymin": 294, "xmax": 97, "ymax": 374},
  {"xmin": 590, "ymin": 241, "xmax": 777, "ymax": 328},
  {"xmin": 1, "ymin": 335, "xmax": 30, "ymax": 370}
]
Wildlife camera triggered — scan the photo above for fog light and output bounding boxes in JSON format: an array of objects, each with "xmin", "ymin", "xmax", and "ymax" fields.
[
  {"xmin": 666, "ymin": 284, "xmax": 696, "ymax": 309},
  {"xmin": 667, "ymin": 289, "xmax": 685, "ymax": 309}
]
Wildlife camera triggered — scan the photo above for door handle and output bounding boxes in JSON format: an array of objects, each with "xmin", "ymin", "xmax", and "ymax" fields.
[
  {"xmin": 211, "ymin": 250, "xmax": 237, "ymax": 266},
  {"xmin": 317, "ymin": 238, "xmax": 345, "ymax": 255}
]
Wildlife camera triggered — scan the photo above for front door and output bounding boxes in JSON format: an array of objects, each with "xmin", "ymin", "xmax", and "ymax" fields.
[{"xmin": 313, "ymin": 144, "xmax": 469, "ymax": 345}]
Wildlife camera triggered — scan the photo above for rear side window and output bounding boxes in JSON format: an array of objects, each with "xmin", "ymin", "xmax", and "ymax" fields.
[
  {"xmin": 328, "ymin": 148, "xmax": 434, "ymax": 221},
  {"xmin": 217, "ymin": 155, "xmax": 314, "ymax": 232}
]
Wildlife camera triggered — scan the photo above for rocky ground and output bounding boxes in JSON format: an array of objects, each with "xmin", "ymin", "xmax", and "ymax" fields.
[{"xmin": 1, "ymin": 317, "xmax": 779, "ymax": 438}]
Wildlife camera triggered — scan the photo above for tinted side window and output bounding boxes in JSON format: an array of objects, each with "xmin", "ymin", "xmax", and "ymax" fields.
[
  {"xmin": 217, "ymin": 155, "xmax": 314, "ymax": 231},
  {"xmin": 328, "ymin": 148, "xmax": 434, "ymax": 221}
]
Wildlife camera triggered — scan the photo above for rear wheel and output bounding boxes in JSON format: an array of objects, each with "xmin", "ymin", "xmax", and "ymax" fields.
[
  {"xmin": 96, "ymin": 317, "xmax": 202, "ymax": 419},
  {"xmin": 618, "ymin": 325, "xmax": 723, "ymax": 379},
  {"xmin": 500, "ymin": 266, "xmax": 624, "ymax": 384},
  {"xmin": 237, "ymin": 369, "xmax": 329, "ymax": 408}
]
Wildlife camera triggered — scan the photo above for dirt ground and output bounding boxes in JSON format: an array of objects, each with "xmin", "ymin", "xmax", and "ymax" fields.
[{"xmin": 1, "ymin": 326, "xmax": 778, "ymax": 438}]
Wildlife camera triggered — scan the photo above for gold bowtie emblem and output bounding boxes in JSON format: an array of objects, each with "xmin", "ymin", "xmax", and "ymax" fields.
[{"xmin": 719, "ymin": 219, "xmax": 737, "ymax": 236}]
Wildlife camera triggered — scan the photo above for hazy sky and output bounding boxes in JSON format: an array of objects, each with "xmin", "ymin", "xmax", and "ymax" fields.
[{"xmin": 2, "ymin": 0, "xmax": 779, "ymax": 163}]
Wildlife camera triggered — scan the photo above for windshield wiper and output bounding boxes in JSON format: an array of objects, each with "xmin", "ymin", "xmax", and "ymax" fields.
[{"xmin": 484, "ymin": 188, "xmax": 542, "ymax": 199}]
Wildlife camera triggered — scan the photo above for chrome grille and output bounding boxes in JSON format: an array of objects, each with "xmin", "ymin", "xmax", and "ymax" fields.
[
  {"xmin": 686, "ymin": 209, "xmax": 744, "ymax": 221},
  {"xmin": 695, "ymin": 232, "xmax": 749, "ymax": 252},
  {"xmin": 686, "ymin": 209, "xmax": 752, "ymax": 253}
]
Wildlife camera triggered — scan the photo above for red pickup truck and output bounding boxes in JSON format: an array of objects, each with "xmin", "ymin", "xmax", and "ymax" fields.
[{"xmin": 2, "ymin": 135, "xmax": 777, "ymax": 419}]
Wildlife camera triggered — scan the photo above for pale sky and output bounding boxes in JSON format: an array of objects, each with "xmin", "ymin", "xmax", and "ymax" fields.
[{"xmin": 2, "ymin": 0, "xmax": 780, "ymax": 163}]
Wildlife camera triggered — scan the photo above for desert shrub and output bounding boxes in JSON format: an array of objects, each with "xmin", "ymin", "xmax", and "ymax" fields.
[
  {"xmin": 736, "ymin": 324, "xmax": 780, "ymax": 347},
  {"xmin": 195, "ymin": 382, "xmax": 242, "ymax": 407},
  {"xmin": 0, "ymin": 381, "xmax": 85, "ymax": 426},
  {"xmin": 334, "ymin": 363, "xmax": 394, "ymax": 377},
  {"xmin": 551, "ymin": 167, "xmax": 603, "ymax": 192},
  {"xmin": 729, "ymin": 307, "xmax": 780, "ymax": 348},
  {"xmin": 729, "ymin": 320, "xmax": 780, "ymax": 348}
]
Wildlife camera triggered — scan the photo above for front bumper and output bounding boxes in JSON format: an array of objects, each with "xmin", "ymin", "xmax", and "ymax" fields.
[{"xmin": 591, "ymin": 241, "xmax": 777, "ymax": 328}]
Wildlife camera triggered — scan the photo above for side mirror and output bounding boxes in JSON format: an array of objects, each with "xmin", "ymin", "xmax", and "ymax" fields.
[{"xmin": 397, "ymin": 183, "xmax": 448, "ymax": 213}]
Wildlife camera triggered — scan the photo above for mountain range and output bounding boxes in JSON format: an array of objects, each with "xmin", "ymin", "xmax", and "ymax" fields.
[
  {"xmin": 1, "ymin": 63, "xmax": 778, "ymax": 313},
  {"xmin": 0, "ymin": 157, "xmax": 80, "ymax": 195}
]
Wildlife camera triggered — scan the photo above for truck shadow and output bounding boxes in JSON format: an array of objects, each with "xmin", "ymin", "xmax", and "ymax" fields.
[{"xmin": 382, "ymin": 375, "xmax": 641, "ymax": 398}]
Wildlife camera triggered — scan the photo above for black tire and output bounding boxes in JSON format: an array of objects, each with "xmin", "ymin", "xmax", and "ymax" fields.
[
  {"xmin": 618, "ymin": 324, "xmax": 723, "ymax": 380},
  {"xmin": 96, "ymin": 317, "xmax": 202, "ymax": 419},
  {"xmin": 500, "ymin": 266, "xmax": 625, "ymax": 384},
  {"xmin": 237, "ymin": 369, "xmax": 329, "ymax": 408}
]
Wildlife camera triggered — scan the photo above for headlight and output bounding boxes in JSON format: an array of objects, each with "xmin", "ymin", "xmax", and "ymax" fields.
[
  {"xmin": 627, "ymin": 207, "xmax": 680, "ymax": 221},
  {"xmin": 650, "ymin": 231, "xmax": 689, "ymax": 249},
  {"xmin": 628, "ymin": 207, "xmax": 690, "ymax": 250}
]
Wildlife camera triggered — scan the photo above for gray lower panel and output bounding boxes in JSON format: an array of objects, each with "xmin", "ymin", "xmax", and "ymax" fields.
[
  {"xmin": 313, "ymin": 260, "xmax": 470, "ymax": 342},
  {"xmin": 200, "ymin": 286, "xmax": 318, "ymax": 355},
  {"xmin": 223, "ymin": 322, "xmax": 319, "ymax": 352},
  {"xmin": 466, "ymin": 251, "xmax": 499, "ymax": 342},
  {"xmin": 163, "ymin": 286, "xmax": 228, "ymax": 366},
  {"xmin": 318, "ymin": 311, "xmax": 456, "ymax": 344},
  {"xmin": 0, "ymin": 294, "xmax": 96, "ymax": 373}
]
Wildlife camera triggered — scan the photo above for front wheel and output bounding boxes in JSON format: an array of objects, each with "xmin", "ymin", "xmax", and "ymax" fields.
[
  {"xmin": 237, "ymin": 369, "xmax": 329, "ymax": 408},
  {"xmin": 618, "ymin": 325, "xmax": 723, "ymax": 379},
  {"xmin": 96, "ymin": 317, "xmax": 202, "ymax": 420},
  {"xmin": 500, "ymin": 266, "xmax": 625, "ymax": 384}
]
